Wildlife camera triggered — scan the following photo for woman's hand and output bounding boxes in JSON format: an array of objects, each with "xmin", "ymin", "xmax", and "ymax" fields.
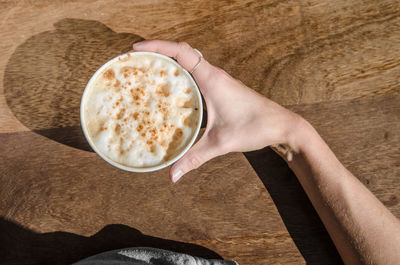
[{"xmin": 133, "ymin": 40, "xmax": 302, "ymax": 182}]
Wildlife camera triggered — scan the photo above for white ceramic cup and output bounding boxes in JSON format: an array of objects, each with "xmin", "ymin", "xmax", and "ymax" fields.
[{"xmin": 80, "ymin": 51, "xmax": 203, "ymax": 172}]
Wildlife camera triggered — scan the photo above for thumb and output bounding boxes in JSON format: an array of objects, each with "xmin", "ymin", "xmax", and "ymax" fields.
[{"xmin": 170, "ymin": 134, "xmax": 220, "ymax": 183}]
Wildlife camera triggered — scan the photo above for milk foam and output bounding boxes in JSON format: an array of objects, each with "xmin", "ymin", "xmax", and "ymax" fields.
[{"xmin": 83, "ymin": 53, "xmax": 199, "ymax": 168}]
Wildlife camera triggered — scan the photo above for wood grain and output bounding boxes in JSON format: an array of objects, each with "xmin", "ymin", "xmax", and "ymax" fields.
[
  {"xmin": 1, "ymin": 0, "xmax": 399, "ymax": 264},
  {"xmin": 290, "ymin": 95, "xmax": 400, "ymax": 215},
  {"xmin": 0, "ymin": 129, "xmax": 303, "ymax": 264},
  {"xmin": 0, "ymin": 217, "xmax": 224, "ymax": 264},
  {"xmin": 3, "ymin": 19, "xmax": 143, "ymax": 131},
  {"xmin": 245, "ymin": 94, "xmax": 400, "ymax": 264}
]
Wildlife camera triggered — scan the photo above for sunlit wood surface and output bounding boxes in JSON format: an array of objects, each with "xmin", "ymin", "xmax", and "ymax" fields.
[{"xmin": 0, "ymin": 1, "xmax": 399, "ymax": 264}]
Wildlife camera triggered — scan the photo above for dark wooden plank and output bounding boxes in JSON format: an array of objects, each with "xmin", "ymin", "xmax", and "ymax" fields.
[
  {"xmin": 0, "ymin": 216, "xmax": 223, "ymax": 265},
  {"xmin": 0, "ymin": 129, "xmax": 303, "ymax": 264},
  {"xmin": 193, "ymin": 231, "xmax": 304, "ymax": 265}
]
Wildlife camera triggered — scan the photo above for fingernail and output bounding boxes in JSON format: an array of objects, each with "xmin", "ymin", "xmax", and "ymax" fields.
[
  {"xmin": 171, "ymin": 170, "xmax": 183, "ymax": 183},
  {"xmin": 133, "ymin": 42, "xmax": 143, "ymax": 50}
]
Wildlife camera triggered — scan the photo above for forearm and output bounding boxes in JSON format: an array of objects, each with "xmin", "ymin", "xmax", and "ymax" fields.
[{"xmin": 281, "ymin": 119, "xmax": 400, "ymax": 265}]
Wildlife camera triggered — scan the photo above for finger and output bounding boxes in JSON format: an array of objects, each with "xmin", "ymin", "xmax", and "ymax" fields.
[
  {"xmin": 169, "ymin": 134, "xmax": 221, "ymax": 183},
  {"xmin": 133, "ymin": 40, "xmax": 212, "ymax": 80},
  {"xmin": 133, "ymin": 40, "xmax": 197, "ymax": 70}
]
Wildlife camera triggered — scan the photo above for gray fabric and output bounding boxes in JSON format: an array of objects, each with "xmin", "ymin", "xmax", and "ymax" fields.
[{"xmin": 72, "ymin": 247, "xmax": 238, "ymax": 265}]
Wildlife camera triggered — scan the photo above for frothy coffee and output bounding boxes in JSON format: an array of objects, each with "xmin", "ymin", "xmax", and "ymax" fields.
[{"xmin": 81, "ymin": 52, "xmax": 200, "ymax": 169}]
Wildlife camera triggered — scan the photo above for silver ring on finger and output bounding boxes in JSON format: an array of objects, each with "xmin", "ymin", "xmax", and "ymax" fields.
[{"xmin": 190, "ymin": 49, "xmax": 203, "ymax": 74}]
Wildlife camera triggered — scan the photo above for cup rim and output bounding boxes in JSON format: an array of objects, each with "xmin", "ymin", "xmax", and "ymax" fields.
[{"xmin": 80, "ymin": 51, "xmax": 203, "ymax": 173}]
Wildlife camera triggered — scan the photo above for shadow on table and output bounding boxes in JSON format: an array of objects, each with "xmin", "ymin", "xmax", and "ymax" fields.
[
  {"xmin": 4, "ymin": 16, "xmax": 343, "ymax": 265},
  {"xmin": 3, "ymin": 18, "xmax": 145, "ymax": 152},
  {"xmin": 0, "ymin": 217, "xmax": 221, "ymax": 265},
  {"xmin": 244, "ymin": 147, "xmax": 344, "ymax": 265}
]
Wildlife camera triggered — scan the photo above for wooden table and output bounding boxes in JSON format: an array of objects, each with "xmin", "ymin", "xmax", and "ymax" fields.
[{"xmin": 1, "ymin": 1, "xmax": 399, "ymax": 264}]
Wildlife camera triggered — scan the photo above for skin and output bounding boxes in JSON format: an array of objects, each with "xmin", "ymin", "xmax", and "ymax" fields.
[{"xmin": 133, "ymin": 40, "xmax": 400, "ymax": 265}]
